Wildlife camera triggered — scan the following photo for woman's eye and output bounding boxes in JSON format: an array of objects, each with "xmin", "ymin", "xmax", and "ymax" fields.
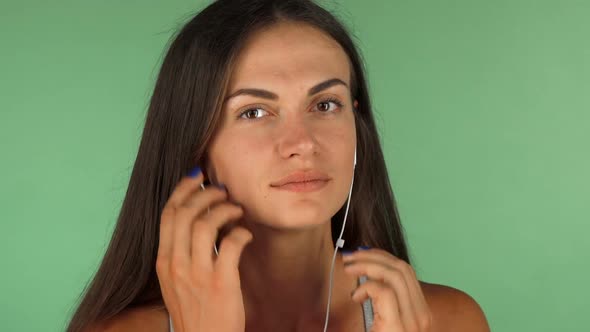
[
  {"xmin": 237, "ymin": 98, "xmax": 343, "ymax": 121},
  {"xmin": 316, "ymin": 98, "xmax": 343, "ymax": 113},
  {"xmin": 238, "ymin": 107, "xmax": 269, "ymax": 120}
]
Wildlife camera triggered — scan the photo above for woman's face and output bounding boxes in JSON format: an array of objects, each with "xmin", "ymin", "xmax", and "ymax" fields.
[{"xmin": 205, "ymin": 21, "xmax": 357, "ymax": 230}]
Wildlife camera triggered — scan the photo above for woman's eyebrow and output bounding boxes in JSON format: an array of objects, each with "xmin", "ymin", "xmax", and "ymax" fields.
[{"xmin": 224, "ymin": 78, "xmax": 348, "ymax": 103}]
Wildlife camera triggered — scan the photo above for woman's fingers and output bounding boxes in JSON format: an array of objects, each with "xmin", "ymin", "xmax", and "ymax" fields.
[
  {"xmin": 351, "ymin": 249, "xmax": 429, "ymax": 315},
  {"xmin": 216, "ymin": 226, "xmax": 253, "ymax": 277},
  {"xmin": 166, "ymin": 172, "xmax": 205, "ymax": 208},
  {"xmin": 190, "ymin": 202, "xmax": 244, "ymax": 268},
  {"xmin": 345, "ymin": 259, "xmax": 418, "ymax": 331},
  {"xmin": 158, "ymin": 203, "xmax": 176, "ymax": 264},
  {"xmin": 171, "ymin": 187, "xmax": 230, "ymax": 271},
  {"xmin": 349, "ymin": 249, "xmax": 432, "ymax": 327},
  {"xmin": 159, "ymin": 174, "xmax": 206, "ymax": 262},
  {"xmin": 158, "ymin": 172, "xmax": 208, "ymax": 331},
  {"xmin": 159, "ymin": 172, "xmax": 209, "ymax": 262},
  {"xmin": 183, "ymin": 184, "xmax": 229, "ymax": 218},
  {"xmin": 352, "ymin": 279, "xmax": 402, "ymax": 329},
  {"xmin": 157, "ymin": 168, "xmax": 253, "ymax": 332},
  {"xmin": 343, "ymin": 248, "xmax": 432, "ymax": 331}
]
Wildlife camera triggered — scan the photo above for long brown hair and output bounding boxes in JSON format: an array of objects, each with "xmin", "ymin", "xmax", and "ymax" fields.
[{"xmin": 66, "ymin": 0, "xmax": 411, "ymax": 330}]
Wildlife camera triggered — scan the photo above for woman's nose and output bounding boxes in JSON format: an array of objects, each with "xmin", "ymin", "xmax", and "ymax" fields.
[{"xmin": 276, "ymin": 118, "xmax": 318, "ymax": 160}]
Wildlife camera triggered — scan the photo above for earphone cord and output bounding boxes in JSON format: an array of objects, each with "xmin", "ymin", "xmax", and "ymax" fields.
[{"xmin": 322, "ymin": 168, "xmax": 355, "ymax": 332}]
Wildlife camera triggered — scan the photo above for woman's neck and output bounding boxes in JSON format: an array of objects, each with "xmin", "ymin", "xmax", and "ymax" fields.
[{"xmin": 238, "ymin": 222, "xmax": 359, "ymax": 331}]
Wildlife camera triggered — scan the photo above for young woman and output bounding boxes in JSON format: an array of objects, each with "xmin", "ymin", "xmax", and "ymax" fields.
[{"xmin": 67, "ymin": 0, "xmax": 490, "ymax": 331}]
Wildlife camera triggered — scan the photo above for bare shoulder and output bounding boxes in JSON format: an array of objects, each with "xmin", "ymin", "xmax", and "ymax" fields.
[
  {"xmin": 85, "ymin": 306, "xmax": 169, "ymax": 332},
  {"xmin": 419, "ymin": 281, "xmax": 491, "ymax": 332}
]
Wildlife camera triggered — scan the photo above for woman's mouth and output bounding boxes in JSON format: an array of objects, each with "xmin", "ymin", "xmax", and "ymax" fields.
[{"xmin": 271, "ymin": 179, "xmax": 330, "ymax": 192}]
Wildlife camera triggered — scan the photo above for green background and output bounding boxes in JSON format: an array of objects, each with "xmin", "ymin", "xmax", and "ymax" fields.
[{"xmin": 1, "ymin": 0, "xmax": 588, "ymax": 331}]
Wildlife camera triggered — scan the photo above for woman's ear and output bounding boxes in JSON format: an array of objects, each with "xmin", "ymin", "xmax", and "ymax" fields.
[
  {"xmin": 194, "ymin": 155, "xmax": 210, "ymax": 185},
  {"xmin": 354, "ymin": 99, "xmax": 359, "ymax": 110},
  {"xmin": 201, "ymin": 162, "xmax": 210, "ymax": 185}
]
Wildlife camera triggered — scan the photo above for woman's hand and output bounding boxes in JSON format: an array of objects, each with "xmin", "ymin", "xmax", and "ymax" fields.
[
  {"xmin": 156, "ymin": 168, "xmax": 253, "ymax": 332},
  {"xmin": 343, "ymin": 247, "xmax": 433, "ymax": 332}
]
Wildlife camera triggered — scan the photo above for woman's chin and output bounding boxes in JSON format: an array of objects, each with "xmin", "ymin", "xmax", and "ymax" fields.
[{"xmin": 253, "ymin": 212, "xmax": 329, "ymax": 231}]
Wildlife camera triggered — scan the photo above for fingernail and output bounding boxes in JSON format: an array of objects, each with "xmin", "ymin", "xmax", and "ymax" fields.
[
  {"xmin": 357, "ymin": 246, "xmax": 371, "ymax": 251},
  {"xmin": 341, "ymin": 250, "xmax": 354, "ymax": 256},
  {"xmin": 187, "ymin": 166, "xmax": 202, "ymax": 178},
  {"xmin": 215, "ymin": 183, "xmax": 226, "ymax": 191}
]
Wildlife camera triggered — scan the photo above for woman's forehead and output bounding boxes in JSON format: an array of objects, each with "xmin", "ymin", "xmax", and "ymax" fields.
[{"xmin": 227, "ymin": 22, "xmax": 351, "ymax": 91}]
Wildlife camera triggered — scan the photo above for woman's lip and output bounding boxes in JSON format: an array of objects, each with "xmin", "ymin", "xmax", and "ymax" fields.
[
  {"xmin": 270, "ymin": 169, "xmax": 331, "ymax": 187},
  {"xmin": 271, "ymin": 179, "xmax": 330, "ymax": 192}
]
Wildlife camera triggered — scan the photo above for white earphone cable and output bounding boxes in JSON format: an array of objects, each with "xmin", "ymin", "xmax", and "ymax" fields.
[{"xmin": 323, "ymin": 149, "xmax": 356, "ymax": 332}]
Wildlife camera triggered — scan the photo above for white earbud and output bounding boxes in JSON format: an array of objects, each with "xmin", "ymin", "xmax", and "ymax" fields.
[{"xmin": 354, "ymin": 147, "xmax": 357, "ymax": 168}]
